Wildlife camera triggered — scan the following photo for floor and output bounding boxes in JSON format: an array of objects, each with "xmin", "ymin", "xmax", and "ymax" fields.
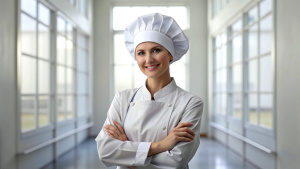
[{"xmin": 43, "ymin": 137, "xmax": 258, "ymax": 169}]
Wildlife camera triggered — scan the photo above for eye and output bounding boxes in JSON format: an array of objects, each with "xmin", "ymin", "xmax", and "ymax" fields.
[
  {"xmin": 153, "ymin": 49, "xmax": 161, "ymax": 53},
  {"xmin": 137, "ymin": 51, "xmax": 145, "ymax": 56}
]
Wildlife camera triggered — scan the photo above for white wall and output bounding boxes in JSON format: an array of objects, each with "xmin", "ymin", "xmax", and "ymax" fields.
[
  {"xmin": 91, "ymin": 0, "xmax": 208, "ymax": 136},
  {"xmin": 189, "ymin": 0, "xmax": 208, "ymax": 134},
  {"xmin": 0, "ymin": 0, "xmax": 17, "ymax": 168},
  {"xmin": 276, "ymin": 0, "xmax": 300, "ymax": 168}
]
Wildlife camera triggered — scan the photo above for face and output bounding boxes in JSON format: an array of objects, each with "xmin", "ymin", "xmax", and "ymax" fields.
[{"xmin": 135, "ymin": 42, "xmax": 173, "ymax": 80}]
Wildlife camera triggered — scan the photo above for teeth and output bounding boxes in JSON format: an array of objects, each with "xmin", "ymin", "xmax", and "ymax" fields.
[{"xmin": 146, "ymin": 65, "xmax": 158, "ymax": 68}]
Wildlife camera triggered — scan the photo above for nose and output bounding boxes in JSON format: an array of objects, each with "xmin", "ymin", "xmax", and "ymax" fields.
[{"xmin": 145, "ymin": 53, "xmax": 154, "ymax": 63}]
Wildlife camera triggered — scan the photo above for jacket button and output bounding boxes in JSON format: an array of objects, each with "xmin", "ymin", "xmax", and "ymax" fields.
[
  {"xmin": 162, "ymin": 126, "xmax": 166, "ymax": 130},
  {"xmin": 132, "ymin": 102, "xmax": 135, "ymax": 106},
  {"xmin": 167, "ymin": 103, "xmax": 172, "ymax": 107}
]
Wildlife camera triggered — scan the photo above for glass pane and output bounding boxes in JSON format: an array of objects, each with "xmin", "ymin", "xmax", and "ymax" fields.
[
  {"xmin": 38, "ymin": 60, "xmax": 50, "ymax": 93},
  {"xmin": 67, "ymin": 24, "xmax": 73, "ymax": 40},
  {"xmin": 57, "ymin": 96, "xmax": 66, "ymax": 121},
  {"xmin": 114, "ymin": 34, "xmax": 133, "ymax": 64},
  {"xmin": 247, "ymin": 24, "xmax": 258, "ymax": 58},
  {"xmin": 260, "ymin": 94, "xmax": 273, "ymax": 128},
  {"xmin": 66, "ymin": 40, "xmax": 74, "ymax": 67},
  {"xmin": 57, "ymin": 16, "xmax": 66, "ymax": 35},
  {"xmin": 21, "ymin": 55, "xmax": 36, "ymax": 94},
  {"xmin": 21, "ymin": 96, "xmax": 36, "ymax": 131},
  {"xmin": 221, "ymin": 69, "xmax": 227, "ymax": 92},
  {"xmin": 38, "ymin": 96, "xmax": 49, "ymax": 127},
  {"xmin": 232, "ymin": 35, "xmax": 242, "ymax": 63},
  {"xmin": 216, "ymin": 69, "xmax": 227, "ymax": 92},
  {"xmin": 21, "ymin": 0, "xmax": 37, "ymax": 17},
  {"xmin": 77, "ymin": 48, "xmax": 87, "ymax": 72},
  {"xmin": 233, "ymin": 94, "xmax": 242, "ymax": 119},
  {"xmin": 221, "ymin": 94, "xmax": 227, "ymax": 115},
  {"xmin": 67, "ymin": 96, "xmax": 74, "ymax": 119},
  {"xmin": 232, "ymin": 19, "xmax": 242, "ymax": 35},
  {"xmin": 77, "ymin": 72, "xmax": 87, "ymax": 94},
  {"xmin": 247, "ymin": 6, "xmax": 258, "ymax": 24},
  {"xmin": 216, "ymin": 48, "xmax": 222, "ymax": 69},
  {"xmin": 57, "ymin": 35, "xmax": 66, "ymax": 65},
  {"xmin": 38, "ymin": 24, "xmax": 50, "ymax": 60},
  {"xmin": 259, "ymin": 15, "xmax": 272, "ymax": 54},
  {"xmin": 57, "ymin": 66, "xmax": 65, "ymax": 93},
  {"xmin": 114, "ymin": 65, "xmax": 133, "ymax": 93},
  {"xmin": 248, "ymin": 94, "xmax": 258, "ymax": 124},
  {"xmin": 67, "ymin": 68, "xmax": 74, "ymax": 93},
  {"xmin": 78, "ymin": 0, "xmax": 87, "ymax": 17},
  {"xmin": 38, "ymin": 3, "xmax": 50, "ymax": 25},
  {"xmin": 260, "ymin": 55, "xmax": 272, "ymax": 92},
  {"xmin": 248, "ymin": 60, "xmax": 258, "ymax": 92},
  {"xmin": 78, "ymin": 34, "xmax": 87, "ymax": 49},
  {"xmin": 221, "ymin": 32, "xmax": 227, "ymax": 45},
  {"xmin": 216, "ymin": 35, "xmax": 222, "ymax": 48},
  {"xmin": 21, "ymin": 13, "xmax": 37, "ymax": 56},
  {"xmin": 77, "ymin": 96, "xmax": 87, "ymax": 117},
  {"xmin": 233, "ymin": 64, "xmax": 242, "ymax": 92},
  {"xmin": 221, "ymin": 45, "xmax": 227, "ymax": 67},
  {"xmin": 260, "ymin": 0, "xmax": 272, "ymax": 17},
  {"xmin": 215, "ymin": 94, "xmax": 221, "ymax": 114}
]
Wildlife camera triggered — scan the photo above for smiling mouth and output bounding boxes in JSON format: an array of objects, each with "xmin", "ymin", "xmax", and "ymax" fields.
[{"xmin": 145, "ymin": 64, "xmax": 159, "ymax": 70}]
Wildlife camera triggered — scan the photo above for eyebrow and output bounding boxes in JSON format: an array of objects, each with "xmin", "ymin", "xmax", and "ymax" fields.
[{"xmin": 136, "ymin": 45, "xmax": 163, "ymax": 52}]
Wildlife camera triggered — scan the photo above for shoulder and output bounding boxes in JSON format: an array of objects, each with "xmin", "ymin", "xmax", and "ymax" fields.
[
  {"xmin": 176, "ymin": 87, "xmax": 203, "ymax": 105},
  {"xmin": 113, "ymin": 87, "xmax": 140, "ymax": 104},
  {"xmin": 117, "ymin": 87, "xmax": 140, "ymax": 98}
]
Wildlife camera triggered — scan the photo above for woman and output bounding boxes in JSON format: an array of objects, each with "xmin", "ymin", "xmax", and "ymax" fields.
[{"xmin": 95, "ymin": 13, "xmax": 203, "ymax": 169}]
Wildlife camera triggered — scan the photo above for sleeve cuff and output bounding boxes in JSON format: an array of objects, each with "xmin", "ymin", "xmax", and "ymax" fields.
[{"xmin": 134, "ymin": 142, "xmax": 152, "ymax": 166}]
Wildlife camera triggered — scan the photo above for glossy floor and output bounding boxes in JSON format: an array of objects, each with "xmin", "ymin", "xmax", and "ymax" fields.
[{"xmin": 43, "ymin": 137, "xmax": 258, "ymax": 169}]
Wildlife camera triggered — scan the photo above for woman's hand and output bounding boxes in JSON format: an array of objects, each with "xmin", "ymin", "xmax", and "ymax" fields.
[
  {"xmin": 148, "ymin": 122, "xmax": 195, "ymax": 156},
  {"xmin": 104, "ymin": 121, "xmax": 128, "ymax": 141}
]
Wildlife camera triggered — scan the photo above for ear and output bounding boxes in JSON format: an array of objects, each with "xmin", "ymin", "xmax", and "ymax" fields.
[{"xmin": 169, "ymin": 53, "xmax": 173, "ymax": 62}]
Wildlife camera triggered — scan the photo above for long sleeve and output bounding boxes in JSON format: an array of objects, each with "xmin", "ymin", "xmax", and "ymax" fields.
[
  {"xmin": 147, "ymin": 97, "xmax": 203, "ymax": 169},
  {"xmin": 95, "ymin": 91, "xmax": 152, "ymax": 167}
]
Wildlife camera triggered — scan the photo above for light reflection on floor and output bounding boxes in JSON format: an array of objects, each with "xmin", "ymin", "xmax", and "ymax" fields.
[{"xmin": 43, "ymin": 137, "xmax": 258, "ymax": 169}]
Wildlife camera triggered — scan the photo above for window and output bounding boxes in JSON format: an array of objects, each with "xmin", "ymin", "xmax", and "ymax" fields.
[
  {"xmin": 66, "ymin": 0, "xmax": 88, "ymax": 18},
  {"xmin": 76, "ymin": 33, "xmax": 89, "ymax": 117},
  {"xmin": 20, "ymin": 0, "xmax": 51, "ymax": 132},
  {"xmin": 56, "ymin": 16, "xmax": 75, "ymax": 121},
  {"xmin": 229, "ymin": 19, "xmax": 243, "ymax": 119},
  {"xmin": 213, "ymin": 32, "xmax": 227, "ymax": 116},
  {"xmin": 19, "ymin": 0, "xmax": 90, "ymax": 133},
  {"xmin": 112, "ymin": 6, "xmax": 189, "ymax": 94},
  {"xmin": 212, "ymin": 0, "xmax": 273, "ymax": 129},
  {"xmin": 213, "ymin": 0, "xmax": 231, "ymax": 17},
  {"xmin": 245, "ymin": 0, "xmax": 273, "ymax": 128}
]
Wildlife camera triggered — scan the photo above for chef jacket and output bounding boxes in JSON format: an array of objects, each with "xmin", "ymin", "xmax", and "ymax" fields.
[{"xmin": 95, "ymin": 78, "xmax": 203, "ymax": 169}]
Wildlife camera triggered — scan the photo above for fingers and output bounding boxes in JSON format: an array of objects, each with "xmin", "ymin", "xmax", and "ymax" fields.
[
  {"xmin": 113, "ymin": 120, "xmax": 125, "ymax": 135},
  {"xmin": 177, "ymin": 127, "xmax": 195, "ymax": 137},
  {"xmin": 104, "ymin": 125, "xmax": 120, "ymax": 138},
  {"xmin": 176, "ymin": 131, "xmax": 194, "ymax": 140},
  {"xmin": 176, "ymin": 122, "xmax": 193, "ymax": 128},
  {"xmin": 104, "ymin": 122, "xmax": 128, "ymax": 141}
]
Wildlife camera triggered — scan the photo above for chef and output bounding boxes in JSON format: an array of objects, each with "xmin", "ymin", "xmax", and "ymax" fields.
[{"xmin": 95, "ymin": 13, "xmax": 203, "ymax": 169}]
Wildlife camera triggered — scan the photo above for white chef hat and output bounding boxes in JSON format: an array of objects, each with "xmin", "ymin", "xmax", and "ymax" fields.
[{"xmin": 124, "ymin": 13, "xmax": 189, "ymax": 63}]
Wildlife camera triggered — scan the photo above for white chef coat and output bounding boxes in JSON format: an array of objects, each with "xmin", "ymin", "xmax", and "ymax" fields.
[{"xmin": 95, "ymin": 79, "xmax": 203, "ymax": 169}]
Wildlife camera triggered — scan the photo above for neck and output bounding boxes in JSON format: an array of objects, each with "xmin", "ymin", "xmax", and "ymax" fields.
[{"xmin": 146, "ymin": 74, "xmax": 172, "ymax": 99}]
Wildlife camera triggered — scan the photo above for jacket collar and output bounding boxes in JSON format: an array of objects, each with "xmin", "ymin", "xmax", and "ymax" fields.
[{"xmin": 142, "ymin": 78, "xmax": 177, "ymax": 101}]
